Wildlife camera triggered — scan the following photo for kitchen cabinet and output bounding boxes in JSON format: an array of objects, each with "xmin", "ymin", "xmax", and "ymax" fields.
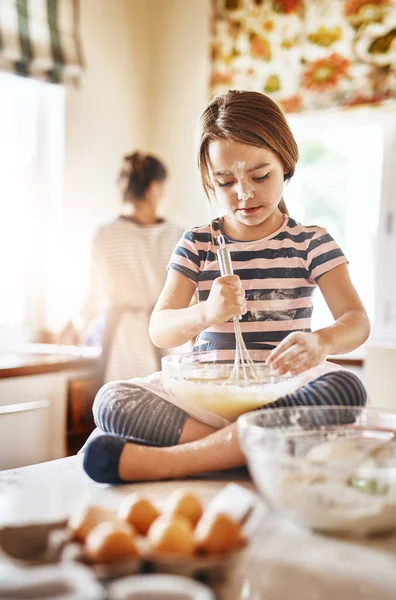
[
  {"xmin": 0, "ymin": 346, "xmax": 100, "ymax": 470},
  {"xmin": 0, "ymin": 373, "xmax": 68, "ymax": 470},
  {"xmin": 66, "ymin": 375, "xmax": 101, "ymax": 455}
]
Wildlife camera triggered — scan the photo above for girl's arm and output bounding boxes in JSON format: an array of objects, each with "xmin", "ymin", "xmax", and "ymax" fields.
[
  {"xmin": 149, "ymin": 271, "xmax": 203, "ymax": 348},
  {"xmin": 313, "ymin": 262, "xmax": 370, "ymax": 354},
  {"xmin": 267, "ymin": 263, "xmax": 370, "ymax": 375},
  {"xmin": 149, "ymin": 269, "xmax": 246, "ymax": 349}
]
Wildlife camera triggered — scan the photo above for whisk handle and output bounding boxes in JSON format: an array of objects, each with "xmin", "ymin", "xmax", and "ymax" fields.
[
  {"xmin": 217, "ymin": 246, "xmax": 234, "ymax": 277},
  {"xmin": 217, "ymin": 246, "xmax": 242, "ymax": 323}
]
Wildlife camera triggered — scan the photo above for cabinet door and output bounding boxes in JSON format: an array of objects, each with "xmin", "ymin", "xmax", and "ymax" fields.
[
  {"xmin": 0, "ymin": 400, "xmax": 50, "ymax": 470},
  {"xmin": 0, "ymin": 373, "xmax": 68, "ymax": 469},
  {"xmin": 67, "ymin": 377, "xmax": 99, "ymax": 435}
]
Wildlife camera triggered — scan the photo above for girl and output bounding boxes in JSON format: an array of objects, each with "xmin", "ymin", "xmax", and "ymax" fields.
[
  {"xmin": 60, "ymin": 151, "xmax": 183, "ymax": 383},
  {"xmin": 83, "ymin": 91, "xmax": 370, "ymax": 483}
]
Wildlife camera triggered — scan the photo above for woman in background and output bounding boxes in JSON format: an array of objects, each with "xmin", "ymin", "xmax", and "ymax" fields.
[{"xmin": 61, "ymin": 151, "xmax": 184, "ymax": 383}]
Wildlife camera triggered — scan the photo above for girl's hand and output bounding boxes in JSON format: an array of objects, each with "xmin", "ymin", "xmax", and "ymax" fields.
[
  {"xmin": 266, "ymin": 331, "xmax": 328, "ymax": 376},
  {"xmin": 203, "ymin": 275, "xmax": 247, "ymax": 326}
]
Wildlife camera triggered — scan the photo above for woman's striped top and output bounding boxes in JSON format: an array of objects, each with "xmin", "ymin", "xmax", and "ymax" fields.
[
  {"xmin": 167, "ymin": 214, "xmax": 347, "ymax": 361},
  {"xmin": 83, "ymin": 217, "xmax": 184, "ymax": 382}
]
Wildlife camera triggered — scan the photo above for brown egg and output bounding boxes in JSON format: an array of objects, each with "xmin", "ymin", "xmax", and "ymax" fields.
[
  {"xmin": 148, "ymin": 514, "xmax": 195, "ymax": 556},
  {"xmin": 168, "ymin": 514, "xmax": 194, "ymax": 534},
  {"xmin": 195, "ymin": 513, "xmax": 245, "ymax": 555},
  {"xmin": 164, "ymin": 490, "xmax": 203, "ymax": 527},
  {"xmin": 68, "ymin": 504, "xmax": 115, "ymax": 542},
  {"xmin": 118, "ymin": 494, "xmax": 160, "ymax": 535},
  {"xmin": 84, "ymin": 521, "xmax": 139, "ymax": 564}
]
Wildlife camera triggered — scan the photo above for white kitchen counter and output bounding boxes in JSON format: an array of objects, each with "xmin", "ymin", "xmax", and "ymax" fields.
[{"xmin": 1, "ymin": 456, "xmax": 396, "ymax": 599}]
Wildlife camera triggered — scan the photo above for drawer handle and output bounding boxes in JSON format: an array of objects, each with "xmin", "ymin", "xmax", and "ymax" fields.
[{"xmin": 0, "ymin": 399, "xmax": 49, "ymax": 415}]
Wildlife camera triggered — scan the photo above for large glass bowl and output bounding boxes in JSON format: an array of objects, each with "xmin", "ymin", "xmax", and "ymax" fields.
[
  {"xmin": 238, "ymin": 405, "xmax": 396, "ymax": 536},
  {"xmin": 161, "ymin": 351, "xmax": 305, "ymax": 421}
]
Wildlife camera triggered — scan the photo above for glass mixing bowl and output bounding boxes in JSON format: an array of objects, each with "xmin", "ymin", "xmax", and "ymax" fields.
[
  {"xmin": 161, "ymin": 351, "xmax": 305, "ymax": 421},
  {"xmin": 238, "ymin": 405, "xmax": 396, "ymax": 536}
]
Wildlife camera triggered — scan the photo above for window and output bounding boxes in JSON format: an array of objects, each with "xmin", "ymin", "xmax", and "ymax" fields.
[
  {"xmin": 284, "ymin": 106, "xmax": 396, "ymax": 341},
  {"xmin": 0, "ymin": 72, "xmax": 64, "ymax": 347}
]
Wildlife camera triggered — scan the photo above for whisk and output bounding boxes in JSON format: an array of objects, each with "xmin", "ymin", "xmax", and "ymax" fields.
[{"xmin": 217, "ymin": 235, "xmax": 259, "ymax": 381}]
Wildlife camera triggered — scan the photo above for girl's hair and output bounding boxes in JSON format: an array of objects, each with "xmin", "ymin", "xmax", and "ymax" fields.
[
  {"xmin": 118, "ymin": 151, "xmax": 167, "ymax": 201},
  {"xmin": 196, "ymin": 90, "xmax": 299, "ymax": 215}
]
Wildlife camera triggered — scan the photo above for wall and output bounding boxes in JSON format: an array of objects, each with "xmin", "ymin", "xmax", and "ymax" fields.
[
  {"xmin": 60, "ymin": 0, "xmax": 211, "ymax": 322},
  {"xmin": 61, "ymin": 0, "xmax": 152, "ymax": 319},
  {"xmin": 148, "ymin": 0, "xmax": 211, "ymax": 230}
]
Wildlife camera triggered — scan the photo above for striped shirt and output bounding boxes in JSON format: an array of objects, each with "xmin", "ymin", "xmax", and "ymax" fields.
[{"xmin": 167, "ymin": 214, "xmax": 347, "ymax": 361}]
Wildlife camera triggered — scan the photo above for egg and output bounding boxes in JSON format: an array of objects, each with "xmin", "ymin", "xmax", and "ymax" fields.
[
  {"xmin": 169, "ymin": 514, "xmax": 194, "ymax": 534},
  {"xmin": 164, "ymin": 490, "xmax": 203, "ymax": 527},
  {"xmin": 68, "ymin": 504, "xmax": 115, "ymax": 542},
  {"xmin": 118, "ymin": 494, "xmax": 160, "ymax": 535},
  {"xmin": 148, "ymin": 514, "xmax": 195, "ymax": 556},
  {"xmin": 195, "ymin": 513, "xmax": 245, "ymax": 555},
  {"xmin": 84, "ymin": 521, "xmax": 139, "ymax": 564}
]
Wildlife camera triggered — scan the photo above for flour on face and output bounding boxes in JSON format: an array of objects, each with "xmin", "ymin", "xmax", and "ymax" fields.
[{"xmin": 232, "ymin": 160, "xmax": 255, "ymax": 202}]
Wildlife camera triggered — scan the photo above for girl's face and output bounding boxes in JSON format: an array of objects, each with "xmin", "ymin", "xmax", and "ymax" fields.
[{"xmin": 208, "ymin": 139, "xmax": 286, "ymax": 238}]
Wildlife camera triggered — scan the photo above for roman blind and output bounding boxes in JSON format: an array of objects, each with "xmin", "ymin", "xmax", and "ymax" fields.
[{"xmin": 0, "ymin": 0, "xmax": 84, "ymax": 85}]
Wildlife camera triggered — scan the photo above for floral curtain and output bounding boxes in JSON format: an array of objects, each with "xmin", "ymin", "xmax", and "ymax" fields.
[{"xmin": 210, "ymin": 0, "xmax": 396, "ymax": 112}]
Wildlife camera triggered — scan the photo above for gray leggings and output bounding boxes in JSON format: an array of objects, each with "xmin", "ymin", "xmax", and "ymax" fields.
[{"xmin": 93, "ymin": 370, "xmax": 367, "ymax": 447}]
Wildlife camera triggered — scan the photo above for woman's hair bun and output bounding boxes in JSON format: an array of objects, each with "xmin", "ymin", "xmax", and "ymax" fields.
[
  {"xmin": 128, "ymin": 152, "xmax": 145, "ymax": 172},
  {"xmin": 118, "ymin": 150, "xmax": 167, "ymax": 201}
]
